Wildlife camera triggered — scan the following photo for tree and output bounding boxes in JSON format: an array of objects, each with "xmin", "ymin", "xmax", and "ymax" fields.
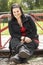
[
  {"xmin": 8, "ymin": 0, "xmax": 22, "ymax": 11},
  {"xmin": 35, "ymin": 0, "xmax": 40, "ymax": 8},
  {"xmin": 0, "ymin": 0, "xmax": 9, "ymax": 12},
  {"xmin": 22, "ymin": 0, "xmax": 34, "ymax": 10},
  {"xmin": 39, "ymin": 0, "xmax": 43, "ymax": 8}
]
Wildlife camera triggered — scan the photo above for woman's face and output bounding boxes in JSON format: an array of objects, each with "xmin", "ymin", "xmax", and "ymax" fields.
[{"xmin": 12, "ymin": 8, "xmax": 22, "ymax": 19}]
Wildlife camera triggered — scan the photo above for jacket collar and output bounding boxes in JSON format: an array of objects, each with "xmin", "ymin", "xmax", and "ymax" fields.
[{"xmin": 22, "ymin": 14, "xmax": 29, "ymax": 23}]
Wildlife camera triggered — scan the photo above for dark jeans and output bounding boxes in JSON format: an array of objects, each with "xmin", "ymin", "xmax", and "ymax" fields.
[{"xmin": 9, "ymin": 38, "xmax": 39, "ymax": 56}]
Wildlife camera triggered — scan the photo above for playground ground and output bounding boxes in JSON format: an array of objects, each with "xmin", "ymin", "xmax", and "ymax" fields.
[{"xmin": 0, "ymin": 54, "xmax": 43, "ymax": 65}]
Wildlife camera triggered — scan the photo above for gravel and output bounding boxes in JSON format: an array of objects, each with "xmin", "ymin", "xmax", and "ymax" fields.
[{"xmin": 0, "ymin": 55, "xmax": 43, "ymax": 65}]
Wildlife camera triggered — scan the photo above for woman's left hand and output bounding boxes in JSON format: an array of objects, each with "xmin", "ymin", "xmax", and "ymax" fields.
[{"xmin": 25, "ymin": 37, "xmax": 32, "ymax": 43}]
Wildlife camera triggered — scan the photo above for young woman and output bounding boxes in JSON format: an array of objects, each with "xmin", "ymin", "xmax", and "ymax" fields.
[{"xmin": 8, "ymin": 3, "xmax": 39, "ymax": 63}]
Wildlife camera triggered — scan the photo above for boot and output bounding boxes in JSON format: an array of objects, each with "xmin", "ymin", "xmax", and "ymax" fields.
[
  {"xmin": 10, "ymin": 54, "xmax": 21, "ymax": 64},
  {"xmin": 10, "ymin": 54, "xmax": 28, "ymax": 64},
  {"xmin": 19, "ymin": 46, "xmax": 30, "ymax": 58}
]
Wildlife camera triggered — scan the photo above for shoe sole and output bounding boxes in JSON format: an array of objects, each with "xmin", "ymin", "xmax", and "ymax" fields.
[
  {"xmin": 10, "ymin": 58, "xmax": 20, "ymax": 64},
  {"xmin": 13, "ymin": 58, "xmax": 20, "ymax": 64},
  {"xmin": 19, "ymin": 51, "xmax": 30, "ymax": 58}
]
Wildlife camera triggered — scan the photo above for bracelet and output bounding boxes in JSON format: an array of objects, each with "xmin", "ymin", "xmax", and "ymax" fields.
[{"xmin": 23, "ymin": 37, "xmax": 25, "ymax": 41}]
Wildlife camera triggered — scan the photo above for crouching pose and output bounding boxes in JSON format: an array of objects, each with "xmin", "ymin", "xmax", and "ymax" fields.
[{"xmin": 8, "ymin": 3, "xmax": 39, "ymax": 63}]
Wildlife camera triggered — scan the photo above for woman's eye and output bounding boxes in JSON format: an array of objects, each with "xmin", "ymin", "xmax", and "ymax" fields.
[
  {"xmin": 14, "ymin": 11, "xmax": 16, "ymax": 13},
  {"xmin": 17, "ymin": 11, "xmax": 19, "ymax": 12}
]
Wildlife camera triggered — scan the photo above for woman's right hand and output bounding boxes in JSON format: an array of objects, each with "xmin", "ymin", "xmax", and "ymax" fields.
[{"xmin": 21, "ymin": 36, "xmax": 25, "ymax": 43}]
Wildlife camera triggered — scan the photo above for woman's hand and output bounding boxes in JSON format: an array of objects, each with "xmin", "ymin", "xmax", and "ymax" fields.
[
  {"xmin": 21, "ymin": 36, "xmax": 32, "ymax": 44},
  {"xmin": 25, "ymin": 37, "xmax": 32, "ymax": 43},
  {"xmin": 21, "ymin": 36, "xmax": 25, "ymax": 43}
]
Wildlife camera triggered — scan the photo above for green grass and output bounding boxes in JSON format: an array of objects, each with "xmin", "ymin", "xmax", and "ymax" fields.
[
  {"xmin": 1, "ymin": 21, "xmax": 43, "ymax": 35},
  {"xmin": 1, "ymin": 23, "xmax": 9, "ymax": 35},
  {"xmin": 35, "ymin": 21, "xmax": 43, "ymax": 35}
]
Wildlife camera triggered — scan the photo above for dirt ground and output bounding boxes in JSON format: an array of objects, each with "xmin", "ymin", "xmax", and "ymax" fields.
[{"xmin": 0, "ymin": 55, "xmax": 43, "ymax": 65}]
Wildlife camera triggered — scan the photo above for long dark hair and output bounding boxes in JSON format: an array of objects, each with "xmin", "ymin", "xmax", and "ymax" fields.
[{"xmin": 11, "ymin": 3, "xmax": 25, "ymax": 21}]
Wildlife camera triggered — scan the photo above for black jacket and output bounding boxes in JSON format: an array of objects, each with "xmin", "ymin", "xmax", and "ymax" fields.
[{"xmin": 8, "ymin": 15, "xmax": 38, "ymax": 40}]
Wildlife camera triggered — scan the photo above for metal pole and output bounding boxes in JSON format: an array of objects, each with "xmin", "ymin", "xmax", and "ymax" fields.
[{"xmin": 0, "ymin": 20, "xmax": 2, "ymax": 49}]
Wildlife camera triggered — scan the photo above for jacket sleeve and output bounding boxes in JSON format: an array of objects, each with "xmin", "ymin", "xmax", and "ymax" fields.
[
  {"xmin": 8, "ymin": 21, "xmax": 21, "ymax": 39},
  {"xmin": 27, "ymin": 15, "xmax": 39, "ymax": 39}
]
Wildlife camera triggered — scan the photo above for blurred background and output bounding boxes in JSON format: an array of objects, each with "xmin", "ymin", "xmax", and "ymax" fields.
[{"xmin": 0, "ymin": 0, "xmax": 43, "ymax": 12}]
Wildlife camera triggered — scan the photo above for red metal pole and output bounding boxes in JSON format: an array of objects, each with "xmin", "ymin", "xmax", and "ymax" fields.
[{"xmin": 0, "ymin": 21, "xmax": 2, "ymax": 49}]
